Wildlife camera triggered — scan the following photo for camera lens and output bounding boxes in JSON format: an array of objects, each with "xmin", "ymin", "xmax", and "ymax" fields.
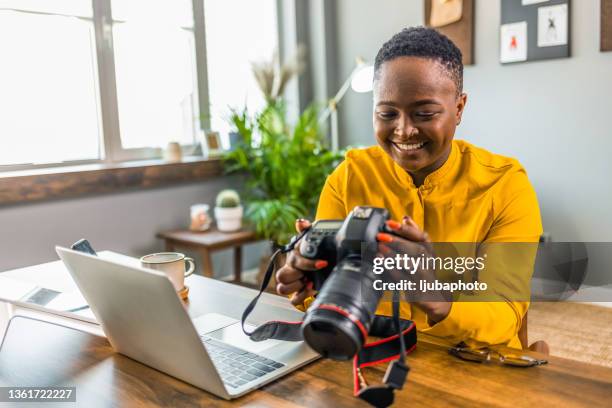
[
  {"xmin": 302, "ymin": 307, "xmax": 364, "ymax": 359},
  {"xmin": 301, "ymin": 259, "xmax": 382, "ymax": 360}
]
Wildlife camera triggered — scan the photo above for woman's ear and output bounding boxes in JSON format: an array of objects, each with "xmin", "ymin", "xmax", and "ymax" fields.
[{"xmin": 455, "ymin": 93, "xmax": 468, "ymax": 125}]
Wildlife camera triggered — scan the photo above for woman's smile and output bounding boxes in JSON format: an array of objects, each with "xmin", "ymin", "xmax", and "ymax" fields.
[{"xmin": 390, "ymin": 140, "xmax": 429, "ymax": 152}]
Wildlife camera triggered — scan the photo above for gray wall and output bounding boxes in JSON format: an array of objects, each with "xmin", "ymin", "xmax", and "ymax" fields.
[
  {"xmin": 0, "ymin": 179, "xmax": 265, "ymax": 276},
  {"xmin": 332, "ymin": 0, "xmax": 612, "ymax": 242},
  {"xmin": 333, "ymin": 0, "xmax": 424, "ymax": 147}
]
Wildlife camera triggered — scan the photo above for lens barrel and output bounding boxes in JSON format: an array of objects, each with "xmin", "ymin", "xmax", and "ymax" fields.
[{"xmin": 301, "ymin": 259, "xmax": 382, "ymax": 360}]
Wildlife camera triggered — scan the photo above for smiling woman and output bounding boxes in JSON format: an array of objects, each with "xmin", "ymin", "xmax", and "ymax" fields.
[
  {"xmin": 372, "ymin": 27, "xmax": 466, "ymax": 187},
  {"xmin": 277, "ymin": 27, "xmax": 543, "ymax": 350}
]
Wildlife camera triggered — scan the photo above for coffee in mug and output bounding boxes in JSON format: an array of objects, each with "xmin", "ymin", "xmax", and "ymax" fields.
[{"xmin": 140, "ymin": 252, "xmax": 195, "ymax": 298}]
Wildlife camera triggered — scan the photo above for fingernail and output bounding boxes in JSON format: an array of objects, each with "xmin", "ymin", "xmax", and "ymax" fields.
[
  {"xmin": 297, "ymin": 218, "xmax": 306, "ymax": 223},
  {"xmin": 386, "ymin": 220, "xmax": 401, "ymax": 230},
  {"xmin": 315, "ymin": 260, "xmax": 328, "ymax": 269},
  {"xmin": 377, "ymin": 233, "xmax": 394, "ymax": 243},
  {"xmin": 424, "ymin": 232, "xmax": 430, "ymax": 240},
  {"xmin": 402, "ymin": 216, "xmax": 411, "ymax": 224}
]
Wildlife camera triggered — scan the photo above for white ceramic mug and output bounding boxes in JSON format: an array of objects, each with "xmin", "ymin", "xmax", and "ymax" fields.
[{"xmin": 140, "ymin": 252, "xmax": 195, "ymax": 292}]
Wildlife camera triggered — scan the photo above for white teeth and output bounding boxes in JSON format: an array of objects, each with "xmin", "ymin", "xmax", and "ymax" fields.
[{"xmin": 394, "ymin": 142, "xmax": 426, "ymax": 151}]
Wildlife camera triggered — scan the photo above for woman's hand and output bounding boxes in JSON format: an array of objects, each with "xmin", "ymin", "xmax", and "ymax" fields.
[
  {"xmin": 377, "ymin": 216, "xmax": 451, "ymax": 324},
  {"xmin": 275, "ymin": 219, "xmax": 328, "ymax": 307}
]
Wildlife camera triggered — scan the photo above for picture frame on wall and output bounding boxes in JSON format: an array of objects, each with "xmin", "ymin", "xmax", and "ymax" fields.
[
  {"xmin": 500, "ymin": 0, "xmax": 571, "ymax": 64},
  {"xmin": 603, "ymin": 0, "xmax": 612, "ymax": 52},
  {"xmin": 425, "ymin": 0, "xmax": 475, "ymax": 65}
]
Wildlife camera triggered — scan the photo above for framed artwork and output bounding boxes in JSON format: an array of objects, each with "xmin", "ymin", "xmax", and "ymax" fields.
[
  {"xmin": 500, "ymin": 22, "xmax": 528, "ymax": 63},
  {"xmin": 603, "ymin": 0, "xmax": 612, "ymax": 52},
  {"xmin": 200, "ymin": 130, "xmax": 223, "ymax": 158},
  {"xmin": 425, "ymin": 0, "xmax": 475, "ymax": 65},
  {"xmin": 500, "ymin": 0, "xmax": 571, "ymax": 64}
]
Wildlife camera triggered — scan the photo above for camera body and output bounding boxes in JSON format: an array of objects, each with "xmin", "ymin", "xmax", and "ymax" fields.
[
  {"xmin": 299, "ymin": 220, "xmax": 340, "ymax": 289},
  {"xmin": 299, "ymin": 206, "xmax": 392, "ymax": 360}
]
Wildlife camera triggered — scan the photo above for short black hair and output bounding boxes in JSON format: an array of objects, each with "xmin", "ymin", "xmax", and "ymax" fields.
[{"xmin": 374, "ymin": 26, "xmax": 463, "ymax": 95}]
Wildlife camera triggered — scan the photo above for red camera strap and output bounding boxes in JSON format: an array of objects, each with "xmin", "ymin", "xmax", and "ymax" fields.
[
  {"xmin": 241, "ymin": 238, "xmax": 417, "ymax": 407},
  {"xmin": 353, "ymin": 317, "xmax": 416, "ymax": 407}
]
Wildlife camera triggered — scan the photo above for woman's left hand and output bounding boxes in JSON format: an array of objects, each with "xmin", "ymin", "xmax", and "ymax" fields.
[{"xmin": 377, "ymin": 216, "xmax": 451, "ymax": 324}]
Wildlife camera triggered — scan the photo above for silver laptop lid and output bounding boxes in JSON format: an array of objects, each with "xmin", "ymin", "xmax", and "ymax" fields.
[{"xmin": 55, "ymin": 247, "xmax": 228, "ymax": 398}]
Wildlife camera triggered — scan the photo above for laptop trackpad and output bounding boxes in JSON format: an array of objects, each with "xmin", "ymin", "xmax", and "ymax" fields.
[{"xmin": 208, "ymin": 322, "xmax": 281, "ymax": 354}]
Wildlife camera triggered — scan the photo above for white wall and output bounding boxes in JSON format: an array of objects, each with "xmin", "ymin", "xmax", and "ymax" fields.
[
  {"xmin": 0, "ymin": 178, "xmax": 265, "ymax": 276},
  {"xmin": 333, "ymin": 0, "xmax": 612, "ymax": 242}
]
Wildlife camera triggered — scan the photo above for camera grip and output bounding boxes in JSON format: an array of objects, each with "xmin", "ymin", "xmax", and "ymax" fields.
[{"xmin": 303, "ymin": 265, "xmax": 334, "ymax": 291}]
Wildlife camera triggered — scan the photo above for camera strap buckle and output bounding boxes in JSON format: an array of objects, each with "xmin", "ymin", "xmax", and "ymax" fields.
[
  {"xmin": 383, "ymin": 359, "xmax": 410, "ymax": 390},
  {"xmin": 353, "ymin": 295, "xmax": 416, "ymax": 407}
]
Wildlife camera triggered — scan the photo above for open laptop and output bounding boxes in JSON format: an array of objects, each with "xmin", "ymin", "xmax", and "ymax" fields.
[{"xmin": 55, "ymin": 247, "xmax": 319, "ymax": 400}]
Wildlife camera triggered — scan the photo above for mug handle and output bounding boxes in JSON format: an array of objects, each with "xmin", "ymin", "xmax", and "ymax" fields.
[{"xmin": 184, "ymin": 257, "xmax": 196, "ymax": 277}]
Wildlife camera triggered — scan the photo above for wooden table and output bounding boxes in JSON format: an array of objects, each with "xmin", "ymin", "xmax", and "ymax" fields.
[
  {"xmin": 1, "ymin": 316, "xmax": 611, "ymax": 407},
  {"xmin": 1, "ymin": 267, "xmax": 611, "ymax": 407},
  {"xmin": 157, "ymin": 228, "xmax": 258, "ymax": 282}
]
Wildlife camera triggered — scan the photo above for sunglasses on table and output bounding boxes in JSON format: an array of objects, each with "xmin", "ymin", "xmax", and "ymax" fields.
[{"xmin": 449, "ymin": 345, "xmax": 548, "ymax": 368}]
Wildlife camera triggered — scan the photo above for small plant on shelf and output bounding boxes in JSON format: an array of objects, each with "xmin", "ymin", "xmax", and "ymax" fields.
[{"xmin": 214, "ymin": 189, "xmax": 243, "ymax": 232}]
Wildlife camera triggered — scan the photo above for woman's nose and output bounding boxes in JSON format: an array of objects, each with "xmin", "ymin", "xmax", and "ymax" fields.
[{"xmin": 394, "ymin": 117, "xmax": 418, "ymax": 139}]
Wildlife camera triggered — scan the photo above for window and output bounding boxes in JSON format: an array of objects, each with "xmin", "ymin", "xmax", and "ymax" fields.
[
  {"xmin": 0, "ymin": 0, "xmax": 279, "ymax": 171},
  {"xmin": 111, "ymin": 0, "xmax": 199, "ymax": 151},
  {"xmin": 203, "ymin": 0, "xmax": 278, "ymax": 148},
  {"xmin": 0, "ymin": 1, "xmax": 102, "ymax": 167}
]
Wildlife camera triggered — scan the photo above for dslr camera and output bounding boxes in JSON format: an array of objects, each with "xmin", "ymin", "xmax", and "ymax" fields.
[{"xmin": 298, "ymin": 206, "xmax": 393, "ymax": 360}]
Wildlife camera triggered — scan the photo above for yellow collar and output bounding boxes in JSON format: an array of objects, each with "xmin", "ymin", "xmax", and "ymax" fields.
[{"xmin": 390, "ymin": 140, "xmax": 459, "ymax": 189}]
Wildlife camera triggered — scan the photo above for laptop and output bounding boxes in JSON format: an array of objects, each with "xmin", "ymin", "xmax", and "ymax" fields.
[{"xmin": 55, "ymin": 247, "xmax": 319, "ymax": 400}]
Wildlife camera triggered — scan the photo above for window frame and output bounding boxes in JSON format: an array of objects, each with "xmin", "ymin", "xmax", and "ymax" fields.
[
  {"xmin": 94, "ymin": 0, "xmax": 207, "ymax": 163},
  {"xmin": 0, "ymin": 0, "xmax": 212, "ymax": 172}
]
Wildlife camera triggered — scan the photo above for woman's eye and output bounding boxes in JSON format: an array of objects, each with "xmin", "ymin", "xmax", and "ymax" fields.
[
  {"xmin": 377, "ymin": 112, "xmax": 397, "ymax": 120},
  {"xmin": 414, "ymin": 112, "xmax": 437, "ymax": 120}
]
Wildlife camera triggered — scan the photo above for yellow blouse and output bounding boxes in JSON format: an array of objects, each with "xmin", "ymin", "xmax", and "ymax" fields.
[{"xmin": 312, "ymin": 139, "xmax": 543, "ymax": 349}]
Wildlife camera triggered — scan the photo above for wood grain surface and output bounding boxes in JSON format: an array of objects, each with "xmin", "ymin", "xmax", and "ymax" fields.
[
  {"xmin": 1, "ymin": 315, "xmax": 611, "ymax": 408},
  {"xmin": 157, "ymin": 228, "xmax": 257, "ymax": 251},
  {"xmin": 425, "ymin": 0, "xmax": 475, "ymax": 65},
  {"xmin": 0, "ymin": 158, "xmax": 223, "ymax": 206},
  {"xmin": 157, "ymin": 228, "xmax": 258, "ymax": 280},
  {"xmin": 603, "ymin": 0, "xmax": 612, "ymax": 51}
]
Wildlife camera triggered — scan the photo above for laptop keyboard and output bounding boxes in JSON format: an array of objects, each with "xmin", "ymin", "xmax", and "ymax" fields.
[{"xmin": 201, "ymin": 336, "xmax": 285, "ymax": 389}]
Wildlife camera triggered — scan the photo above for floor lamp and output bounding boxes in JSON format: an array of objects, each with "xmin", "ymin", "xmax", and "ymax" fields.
[{"xmin": 319, "ymin": 58, "xmax": 374, "ymax": 151}]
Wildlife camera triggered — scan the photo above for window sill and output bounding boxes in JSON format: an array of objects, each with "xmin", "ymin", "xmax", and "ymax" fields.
[{"xmin": 0, "ymin": 157, "xmax": 224, "ymax": 206}]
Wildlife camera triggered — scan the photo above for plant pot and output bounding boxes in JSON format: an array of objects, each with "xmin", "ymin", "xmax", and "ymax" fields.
[{"xmin": 214, "ymin": 205, "xmax": 243, "ymax": 232}]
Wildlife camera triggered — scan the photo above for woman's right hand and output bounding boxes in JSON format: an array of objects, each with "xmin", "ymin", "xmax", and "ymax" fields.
[{"xmin": 275, "ymin": 219, "xmax": 328, "ymax": 307}]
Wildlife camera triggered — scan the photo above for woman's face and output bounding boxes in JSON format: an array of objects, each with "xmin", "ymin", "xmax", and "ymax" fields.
[{"xmin": 373, "ymin": 56, "xmax": 467, "ymax": 179}]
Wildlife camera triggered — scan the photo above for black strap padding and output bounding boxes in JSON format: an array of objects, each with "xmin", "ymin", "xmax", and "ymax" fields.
[
  {"xmin": 241, "ymin": 227, "xmax": 311, "ymax": 340},
  {"xmin": 356, "ymin": 316, "xmax": 416, "ymax": 367},
  {"xmin": 248, "ymin": 321, "xmax": 303, "ymax": 341},
  {"xmin": 357, "ymin": 386, "xmax": 395, "ymax": 408}
]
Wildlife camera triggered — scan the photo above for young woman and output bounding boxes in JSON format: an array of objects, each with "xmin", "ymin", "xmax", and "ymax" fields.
[{"xmin": 276, "ymin": 27, "xmax": 542, "ymax": 349}]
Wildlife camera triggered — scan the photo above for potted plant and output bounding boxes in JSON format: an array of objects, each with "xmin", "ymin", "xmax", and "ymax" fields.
[
  {"xmin": 224, "ymin": 51, "xmax": 344, "ymax": 245},
  {"xmin": 223, "ymin": 50, "xmax": 344, "ymax": 285},
  {"xmin": 214, "ymin": 189, "xmax": 243, "ymax": 232}
]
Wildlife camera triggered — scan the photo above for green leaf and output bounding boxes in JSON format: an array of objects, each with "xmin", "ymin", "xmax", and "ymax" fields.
[{"xmin": 223, "ymin": 101, "xmax": 345, "ymax": 244}]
